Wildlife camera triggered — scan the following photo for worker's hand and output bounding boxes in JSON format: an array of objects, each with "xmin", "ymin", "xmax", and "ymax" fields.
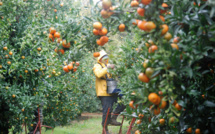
[{"xmin": 107, "ymin": 64, "xmax": 115, "ymax": 69}]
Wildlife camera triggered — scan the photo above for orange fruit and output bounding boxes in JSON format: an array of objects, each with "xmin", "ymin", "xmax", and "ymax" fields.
[
  {"xmin": 159, "ymin": 15, "xmax": 165, "ymax": 22},
  {"xmin": 132, "ymin": 19, "xmax": 140, "ymax": 25},
  {"xmin": 129, "ymin": 101, "xmax": 135, "ymax": 109},
  {"xmin": 153, "ymin": 107, "xmax": 160, "ymax": 115},
  {"xmin": 37, "ymin": 47, "xmax": 41, "ymax": 51},
  {"xmin": 141, "ymin": 0, "xmax": 152, "ymax": 5},
  {"xmin": 175, "ymin": 103, "xmax": 182, "ymax": 110},
  {"xmin": 75, "ymin": 62, "xmax": 80, "ymax": 66},
  {"xmin": 137, "ymin": 8, "xmax": 145, "ymax": 17},
  {"xmin": 100, "ymin": 9, "xmax": 110, "ymax": 19},
  {"xmin": 0, "ymin": 2, "xmax": 3, "ymax": 6},
  {"xmin": 137, "ymin": 20, "xmax": 147, "ymax": 31},
  {"xmin": 119, "ymin": 24, "xmax": 125, "ymax": 32},
  {"xmin": 54, "ymin": 9, "xmax": 57, "ymax": 12},
  {"xmin": 98, "ymin": 28, "xmax": 108, "ymax": 35},
  {"xmin": 169, "ymin": 117, "xmax": 175, "ymax": 123},
  {"xmin": 25, "ymin": 70, "xmax": 28, "ymax": 73},
  {"xmin": 136, "ymin": 119, "xmax": 141, "ymax": 124},
  {"xmin": 96, "ymin": 39, "xmax": 104, "ymax": 46},
  {"xmin": 93, "ymin": 52, "xmax": 100, "ymax": 57},
  {"xmin": 148, "ymin": 45, "xmax": 158, "ymax": 53},
  {"xmin": 138, "ymin": 114, "xmax": 144, "ymax": 119},
  {"xmin": 145, "ymin": 39, "xmax": 154, "ymax": 47},
  {"xmin": 138, "ymin": 73, "xmax": 150, "ymax": 83},
  {"xmin": 49, "ymin": 27, "xmax": 56, "ymax": 34},
  {"xmin": 67, "ymin": 64, "xmax": 73, "ymax": 70},
  {"xmin": 186, "ymin": 127, "xmax": 192, "ymax": 133},
  {"xmin": 100, "ymin": 36, "xmax": 109, "ymax": 44},
  {"xmin": 73, "ymin": 66, "xmax": 77, "ymax": 72},
  {"xmin": 34, "ymin": 69, "xmax": 39, "ymax": 72},
  {"xmin": 63, "ymin": 66, "xmax": 69, "ymax": 73},
  {"xmin": 173, "ymin": 37, "xmax": 180, "ymax": 43},
  {"xmin": 171, "ymin": 43, "xmax": 179, "ymax": 50},
  {"xmin": 202, "ymin": 94, "xmax": 205, "ymax": 99},
  {"xmin": 159, "ymin": 119, "xmax": 165, "ymax": 125},
  {"xmin": 159, "ymin": 101, "xmax": 167, "ymax": 109},
  {"xmin": 164, "ymin": 32, "xmax": 172, "ymax": 41},
  {"xmin": 93, "ymin": 29, "xmax": 99, "ymax": 35},
  {"xmin": 102, "ymin": 0, "xmax": 112, "ymax": 10},
  {"xmin": 49, "ymin": 34, "xmax": 53, "ymax": 39},
  {"xmin": 59, "ymin": 49, "xmax": 64, "ymax": 54},
  {"xmin": 57, "ymin": 38, "xmax": 62, "ymax": 43},
  {"xmin": 195, "ymin": 128, "xmax": 200, "ymax": 134},
  {"xmin": 148, "ymin": 93, "xmax": 161, "ymax": 105},
  {"xmin": 7, "ymin": 61, "xmax": 11, "ymax": 65},
  {"xmin": 93, "ymin": 22, "xmax": 102, "ymax": 30},
  {"xmin": 9, "ymin": 51, "xmax": 13, "ymax": 55},
  {"xmin": 3, "ymin": 46, "xmax": 7, "ymax": 51},
  {"xmin": 131, "ymin": 1, "xmax": 139, "ymax": 7},
  {"xmin": 144, "ymin": 21, "xmax": 156, "ymax": 32},
  {"xmin": 135, "ymin": 130, "xmax": 141, "ymax": 134},
  {"xmin": 161, "ymin": 24, "xmax": 169, "ymax": 35},
  {"xmin": 12, "ymin": 94, "xmax": 16, "ymax": 98},
  {"xmin": 54, "ymin": 32, "xmax": 60, "ymax": 38}
]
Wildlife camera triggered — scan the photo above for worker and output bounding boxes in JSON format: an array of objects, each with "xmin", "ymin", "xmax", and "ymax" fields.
[{"xmin": 93, "ymin": 50, "xmax": 125, "ymax": 134}]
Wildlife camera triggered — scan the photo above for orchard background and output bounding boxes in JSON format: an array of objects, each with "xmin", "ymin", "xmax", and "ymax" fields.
[{"xmin": 0, "ymin": 0, "xmax": 215, "ymax": 134}]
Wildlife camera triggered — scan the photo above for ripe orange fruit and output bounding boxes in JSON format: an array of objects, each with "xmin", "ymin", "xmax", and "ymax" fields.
[
  {"xmin": 148, "ymin": 45, "xmax": 158, "ymax": 53},
  {"xmin": 100, "ymin": 9, "xmax": 110, "ymax": 19},
  {"xmin": 5, "ymin": 55, "xmax": 9, "ymax": 59},
  {"xmin": 175, "ymin": 103, "xmax": 182, "ymax": 110},
  {"xmin": 171, "ymin": 43, "xmax": 179, "ymax": 50},
  {"xmin": 164, "ymin": 32, "xmax": 172, "ymax": 41},
  {"xmin": 137, "ymin": 8, "xmax": 145, "ymax": 17},
  {"xmin": 136, "ymin": 119, "xmax": 141, "ymax": 124},
  {"xmin": 99, "ymin": 28, "xmax": 108, "ymax": 35},
  {"xmin": 49, "ymin": 34, "xmax": 53, "ymax": 39},
  {"xmin": 12, "ymin": 94, "xmax": 16, "ymax": 98},
  {"xmin": 57, "ymin": 38, "xmax": 62, "ymax": 43},
  {"xmin": 129, "ymin": 101, "xmax": 135, "ymax": 109},
  {"xmin": 100, "ymin": 36, "xmax": 109, "ymax": 44},
  {"xmin": 159, "ymin": 119, "xmax": 165, "ymax": 125},
  {"xmin": 93, "ymin": 22, "xmax": 102, "ymax": 30},
  {"xmin": 153, "ymin": 107, "xmax": 160, "ymax": 115},
  {"xmin": 159, "ymin": 101, "xmax": 167, "ymax": 109},
  {"xmin": 195, "ymin": 128, "xmax": 200, "ymax": 134},
  {"xmin": 59, "ymin": 49, "xmax": 64, "ymax": 54},
  {"xmin": 135, "ymin": 130, "xmax": 141, "ymax": 134},
  {"xmin": 138, "ymin": 73, "xmax": 150, "ymax": 83},
  {"xmin": 9, "ymin": 51, "xmax": 13, "ymax": 55},
  {"xmin": 25, "ymin": 70, "xmax": 28, "ymax": 73},
  {"xmin": 73, "ymin": 66, "xmax": 77, "ymax": 72},
  {"xmin": 102, "ymin": 0, "xmax": 112, "ymax": 10},
  {"xmin": 119, "ymin": 24, "xmax": 125, "ymax": 32},
  {"xmin": 22, "ymin": 109, "xmax": 25, "ymax": 112},
  {"xmin": 93, "ymin": 52, "xmax": 100, "ymax": 57},
  {"xmin": 75, "ymin": 62, "xmax": 80, "ymax": 66},
  {"xmin": 34, "ymin": 69, "xmax": 39, "ymax": 72},
  {"xmin": 93, "ymin": 29, "xmax": 99, "ymax": 35},
  {"xmin": 96, "ymin": 39, "xmax": 103, "ymax": 46},
  {"xmin": 186, "ymin": 127, "xmax": 192, "ymax": 133},
  {"xmin": 49, "ymin": 27, "xmax": 56, "ymax": 34},
  {"xmin": 54, "ymin": 9, "xmax": 57, "ymax": 12},
  {"xmin": 141, "ymin": 0, "xmax": 152, "ymax": 5},
  {"xmin": 148, "ymin": 93, "xmax": 161, "ymax": 105},
  {"xmin": 7, "ymin": 61, "xmax": 11, "ymax": 65},
  {"xmin": 0, "ymin": 2, "xmax": 3, "ymax": 6},
  {"xmin": 145, "ymin": 39, "xmax": 154, "ymax": 47},
  {"xmin": 202, "ymin": 94, "xmax": 205, "ymax": 99},
  {"xmin": 67, "ymin": 64, "xmax": 73, "ymax": 70},
  {"xmin": 159, "ymin": 15, "xmax": 165, "ymax": 22},
  {"xmin": 54, "ymin": 32, "xmax": 60, "ymax": 38},
  {"xmin": 131, "ymin": 1, "xmax": 139, "ymax": 7},
  {"xmin": 37, "ymin": 47, "xmax": 41, "ymax": 51},
  {"xmin": 160, "ymin": 3, "xmax": 168, "ymax": 14},
  {"xmin": 144, "ymin": 21, "xmax": 156, "ymax": 32},
  {"xmin": 161, "ymin": 24, "xmax": 169, "ymax": 35},
  {"xmin": 63, "ymin": 66, "xmax": 69, "ymax": 73},
  {"xmin": 0, "ymin": 65, "xmax": 2, "ymax": 69},
  {"xmin": 173, "ymin": 37, "xmax": 180, "ymax": 43},
  {"xmin": 169, "ymin": 117, "xmax": 175, "ymax": 123},
  {"xmin": 3, "ymin": 46, "xmax": 7, "ymax": 51},
  {"xmin": 132, "ymin": 19, "xmax": 140, "ymax": 25},
  {"xmin": 138, "ymin": 114, "xmax": 144, "ymax": 119},
  {"xmin": 137, "ymin": 20, "xmax": 147, "ymax": 31}
]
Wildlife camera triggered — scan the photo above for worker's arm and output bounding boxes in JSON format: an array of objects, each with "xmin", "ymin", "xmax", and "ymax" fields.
[{"xmin": 93, "ymin": 64, "xmax": 108, "ymax": 78}]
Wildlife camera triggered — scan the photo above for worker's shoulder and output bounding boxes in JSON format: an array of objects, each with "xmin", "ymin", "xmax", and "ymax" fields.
[{"xmin": 93, "ymin": 63, "xmax": 102, "ymax": 70}]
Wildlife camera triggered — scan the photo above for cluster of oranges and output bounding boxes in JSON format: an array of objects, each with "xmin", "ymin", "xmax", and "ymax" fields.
[
  {"xmin": 63, "ymin": 61, "xmax": 79, "ymax": 73},
  {"xmin": 93, "ymin": 22, "xmax": 109, "ymax": 46},
  {"xmin": 48, "ymin": 27, "xmax": 71, "ymax": 55},
  {"xmin": 100, "ymin": 0, "xmax": 115, "ymax": 19}
]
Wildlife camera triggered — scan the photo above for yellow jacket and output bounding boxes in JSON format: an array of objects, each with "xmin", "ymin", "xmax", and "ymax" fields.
[{"xmin": 93, "ymin": 50, "xmax": 112, "ymax": 96}]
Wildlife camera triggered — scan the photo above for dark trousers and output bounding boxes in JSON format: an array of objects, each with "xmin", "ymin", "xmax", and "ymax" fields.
[{"xmin": 99, "ymin": 95, "xmax": 126, "ymax": 126}]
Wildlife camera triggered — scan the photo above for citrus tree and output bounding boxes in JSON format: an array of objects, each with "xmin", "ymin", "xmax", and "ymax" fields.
[
  {"xmin": 0, "ymin": 0, "xmax": 101, "ymax": 133},
  {"xmin": 86, "ymin": 0, "xmax": 215, "ymax": 133}
]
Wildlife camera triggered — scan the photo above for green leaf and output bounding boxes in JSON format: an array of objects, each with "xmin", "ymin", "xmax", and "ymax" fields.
[{"xmin": 204, "ymin": 101, "xmax": 215, "ymax": 107}]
